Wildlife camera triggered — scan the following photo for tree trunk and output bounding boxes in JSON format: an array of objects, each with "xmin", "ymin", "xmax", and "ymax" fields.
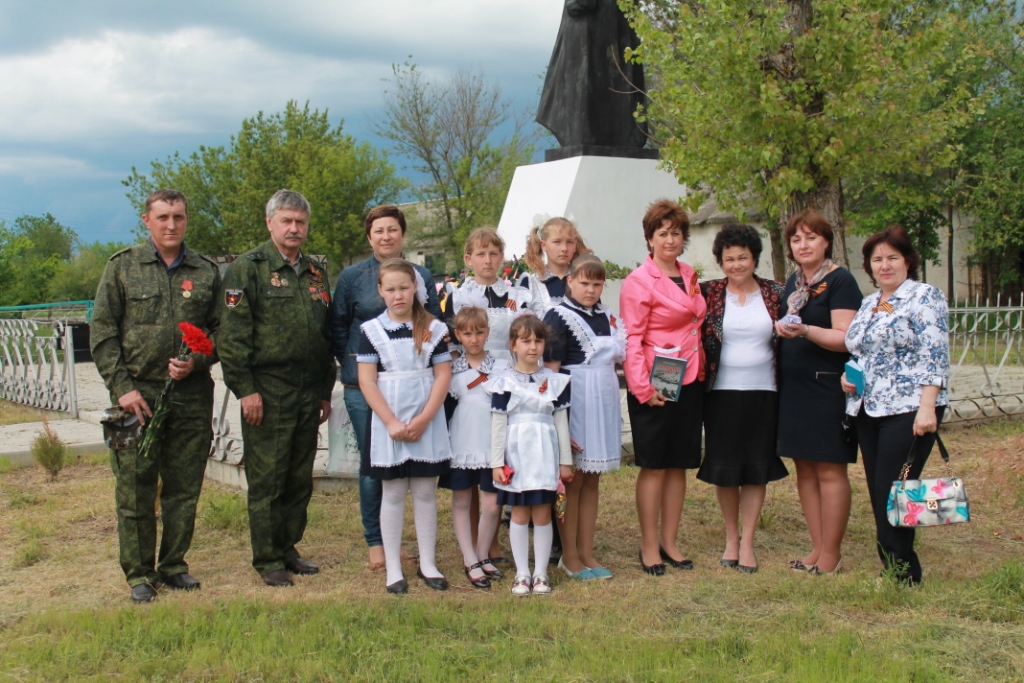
[
  {"xmin": 946, "ymin": 192, "xmax": 954, "ymax": 300},
  {"xmin": 777, "ymin": 178, "xmax": 849, "ymax": 272},
  {"xmin": 765, "ymin": 219, "xmax": 787, "ymax": 282}
]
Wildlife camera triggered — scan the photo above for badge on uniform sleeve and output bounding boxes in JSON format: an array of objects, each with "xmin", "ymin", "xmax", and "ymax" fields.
[
  {"xmin": 225, "ymin": 289, "xmax": 244, "ymax": 308},
  {"xmin": 181, "ymin": 280, "xmax": 194, "ymax": 299}
]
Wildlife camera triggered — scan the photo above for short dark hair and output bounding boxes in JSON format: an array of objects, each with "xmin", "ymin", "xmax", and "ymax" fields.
[
  {"xmin": 508, "ymin": 313, "xmax": 549, "ymax": 348},
  {"xmin": 642, "ymin": 199, "xmax": 690, "ymax": 254},
  {"xmin": 144, "ymin": 189, "xmax": 187, "ymax": 216},
  {"xmin": 365, "ymin": 205, "xmax": 407, "ymax": 237},
  {"xmin": 712, "ymin": 224, "xmax": 763, "ymax": 267},
  {"xmin": 569, "ymin": 254, "xmax": 606, "ymax": 281},
  {"xmin": 861, "ymin": 224, "xmax": 920, "ymax": 286},
  {"xmin": 783, "ymin": 209, "xmax": 834, "ymax": 261}
]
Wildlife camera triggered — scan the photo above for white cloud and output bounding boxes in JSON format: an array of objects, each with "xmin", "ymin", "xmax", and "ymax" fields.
[
  {"xmin": 0, "ymin": 27, "xmax": 393, "ymax": 144},
  {"xmin": 0, "ymin": 154, "xmax": 114, "ymax": 183}
]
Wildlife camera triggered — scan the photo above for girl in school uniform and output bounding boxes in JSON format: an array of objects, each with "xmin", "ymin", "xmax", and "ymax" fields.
[
  {"xmin": 441, "ymin": 306, "xmax": 509, "ymax": 589},
  {"xmin": 488, "ymin": 314, "xmax": 573, "ymax": 596},
  {"xmin": 357, "ymin": 258, "xmax": 453, "ymax": 594},
  {"xmin": 444, "ymin": 228, "xmax": 532, "ymax": 362},
  {"xmin": 519, "ymin": 216, "xmax": 594, "ymax": 316},
  {"xmin": 543, "ymin": 255, "xmax": 626, "ymax": 581}
]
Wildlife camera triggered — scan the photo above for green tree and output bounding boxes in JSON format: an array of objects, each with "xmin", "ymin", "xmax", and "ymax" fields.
[
  {"xmin": 625, "ymin": 0, "xmax": 976, "ymax": 277},
  {"xmin": 372, "ymin": 62, "xmax": 539, "ymax": 261},
  {"xmin": 0, "ymin": 214, "xmax": 78, "ymax": 306},
  {"xmin": 48, "ymin": 241, "xmax": 130, "ymax": 302},
  {"xmin": 124, "ymin": 101, "xmax": 405, "ymax": 267}
]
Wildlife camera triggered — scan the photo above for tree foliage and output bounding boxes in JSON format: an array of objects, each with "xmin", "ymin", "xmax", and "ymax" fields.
[
  {"xmin": 625, "ymin": 0, "xmax": 977, "ymax": 275},
  {"xmin": 372, "ymin": 62, "xmax": 539, "ymax": 262},
  {"xmin": 124, "ymin": 101, "xmax": 404, "ymax": 267}
]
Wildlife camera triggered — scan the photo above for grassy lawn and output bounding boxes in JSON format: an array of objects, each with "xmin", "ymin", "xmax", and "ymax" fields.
[
  {"xmin": 1, "ymin": 421, "xmax": 1023, "ymax": 682},
  {"xmin": 0, "ymin": 399, "xmax": 65, "ymax": 426}
]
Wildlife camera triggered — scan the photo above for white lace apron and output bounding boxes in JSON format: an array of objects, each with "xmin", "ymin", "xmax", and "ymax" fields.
[
  {"xmin": 553, "ymin": 306, "xmax": 627, "ymax": 473},
  {"xmin": 448, "ymin": 355, "xmax": 507, "ymax": 469},
  {"xmin": 449, "ymin": 279, "xmax": 531, "ymax": 363}
]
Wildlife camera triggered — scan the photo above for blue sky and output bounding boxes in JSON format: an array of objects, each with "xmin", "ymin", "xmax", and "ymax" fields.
[{"xmin": 0, "ymin": 1, "xmax": 562, "ymax": 246}]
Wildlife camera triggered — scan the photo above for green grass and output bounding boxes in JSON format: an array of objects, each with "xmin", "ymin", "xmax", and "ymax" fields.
[
  {"xmin": 199, "ymin": 490, "xmax": 249, "ymax": 536},
  {"xmin": 0, "ymin": 456, "xmax": 12, "ymax": 474}
]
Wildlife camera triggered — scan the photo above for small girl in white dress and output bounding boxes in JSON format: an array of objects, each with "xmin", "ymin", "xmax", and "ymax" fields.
[
  {"xmin": 488, "ymin": 314, "xmax": 572, "ymax": 596},
  {"xmin": 543, "ymin": 255, "xmax": 626, "ymax": 581},
  {"xmin": 357, "ymin": 258, "xmax": 453, "ymax": 594}
]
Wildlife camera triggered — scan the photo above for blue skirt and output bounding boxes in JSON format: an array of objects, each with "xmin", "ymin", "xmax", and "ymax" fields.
[
  {"xmin": 497, "ymin": 489, "xmax": 557, "ymax": 507},
  {"xmin": 438, "ymin": 467, "xmax": 498, "ymax": 492}
]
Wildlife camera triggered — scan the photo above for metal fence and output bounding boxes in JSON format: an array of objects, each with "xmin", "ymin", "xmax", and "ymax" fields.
[
  {"xmin": 0, "ymin": 319, "xmax": 78, "ymax": 418},
  {"xmin": 946, "ymin": 297, "xmax": 1024, "ymax": 423}
]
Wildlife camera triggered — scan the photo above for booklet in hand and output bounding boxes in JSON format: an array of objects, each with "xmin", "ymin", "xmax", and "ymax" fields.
[
  {"xmin": 844, "ymin": 360, "xmax": 865, "ymax": 395},
  {"xmin": 650, "ymin": 356, "xmax": 687, "ymax": 402}
]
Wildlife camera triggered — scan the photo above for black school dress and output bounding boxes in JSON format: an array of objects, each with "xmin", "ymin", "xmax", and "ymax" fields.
[{"xmin": 776, "ymin": 267, "xmax": 862, "ymax": 463}]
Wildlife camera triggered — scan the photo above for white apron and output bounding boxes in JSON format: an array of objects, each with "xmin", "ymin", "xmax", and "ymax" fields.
[
  {"xmin": 523, "ymin": 272, "xmax": 563, "ymax": 316},
  {"xmin": 448, "ymin": 354, "xmax": 507, "ymax": 469},
  {"xmin": 553, "ymin": 305, "xmax": 627, "ymax": 473},
  {"xmin": 486, "ymin": 370, "xmax": 571, "ymax": 493},
  {"xmin": 449, "ymin": 278, "xmax": 531, "ymax": 362},
  {"xmin": 362, "ymin": 317, "xmax": 453, "ymax": 468}
]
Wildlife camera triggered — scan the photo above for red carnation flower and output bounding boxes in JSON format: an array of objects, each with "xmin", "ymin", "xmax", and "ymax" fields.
[{"xmin": 178, "ymin": 322, "xmax": 214, "ymax": 356}]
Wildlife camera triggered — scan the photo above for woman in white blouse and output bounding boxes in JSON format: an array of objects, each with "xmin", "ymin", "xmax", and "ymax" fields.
[
  {"xmin": 699, "ymin": 225, "xmax": 789, "ymax": 573},
  {"xmin": 841, "ymin": 225, "xmax": 949, "ymax": 586}
]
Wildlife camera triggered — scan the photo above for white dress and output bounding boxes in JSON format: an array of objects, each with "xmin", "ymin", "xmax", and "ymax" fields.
[
  {"xmin": 446, "ymin": 277, "xmax": 532, "ymax": 363},
  {"xmin": 448, "ymin": 352, "xmax": 508, "ymax": 469},
  {"xmin": 358, "ymin": 312, "xmax": 453, "ymax": 469},
  {"xmin": 550, "ymin": 305, "xmax": 627, "ymax": 473},
  {"xmin": 486, "ymin": 368, "xmax": 571, "ymax": 493}
]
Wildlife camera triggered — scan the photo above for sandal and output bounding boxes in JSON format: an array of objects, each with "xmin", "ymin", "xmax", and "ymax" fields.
[
  {"xmin": 481, "ymin": 559, "xmax": 505, "ymax": 580},
  {"xmin": 464, "ymin": 562, "xmax": 491, "ymax": 589}
]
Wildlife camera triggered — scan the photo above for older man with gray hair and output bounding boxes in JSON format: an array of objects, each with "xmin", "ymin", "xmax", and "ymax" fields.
[{"xmin": 218, "ymin": 189, "xmax": 337, "ymax": 587}]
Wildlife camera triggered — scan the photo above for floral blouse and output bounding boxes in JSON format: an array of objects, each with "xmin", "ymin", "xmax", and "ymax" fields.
[{"xmin": 845, "ymin": 279, "xmax": 949, "ymax": 417}]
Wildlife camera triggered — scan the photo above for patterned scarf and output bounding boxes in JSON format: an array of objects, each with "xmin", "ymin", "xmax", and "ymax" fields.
[{"xmin": 786, "ymin": 259, "xmax": 834, "ymax": 316}]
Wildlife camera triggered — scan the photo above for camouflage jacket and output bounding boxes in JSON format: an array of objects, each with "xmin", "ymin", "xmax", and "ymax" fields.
[
  {"xmin": 91, "ymin": 242, "xmax": 220, "ymax": 401},
  {"xmin": 217, "ymin": 240, "xmax": 336, "ymax": 402}
]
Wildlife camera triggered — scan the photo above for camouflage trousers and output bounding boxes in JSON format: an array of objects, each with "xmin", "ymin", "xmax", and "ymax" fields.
[
  {"xmin": 241, "ymin": 378, "xmax": 321, "ymax": 576},
  {"xmin": 110, "ymin": 379, "xmax": 214, "ymax": 587}
]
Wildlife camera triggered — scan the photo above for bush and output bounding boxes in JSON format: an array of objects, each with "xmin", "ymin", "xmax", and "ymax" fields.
[{"xmin": 31, "ymin": 419, "xmax": 70, "ymax": 481}]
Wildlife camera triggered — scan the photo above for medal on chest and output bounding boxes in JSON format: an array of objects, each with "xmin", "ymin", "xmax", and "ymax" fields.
[
  {"xmin": 271, "ymin": 272, "xmax": 289, "ymax": 288},
  {"xmin": 307, "ymin": 264, "xmax": 329, "ymax": 305},
  {"xmin": 181, "ymin": 280, "xmax": 193, "ymax": 299}
]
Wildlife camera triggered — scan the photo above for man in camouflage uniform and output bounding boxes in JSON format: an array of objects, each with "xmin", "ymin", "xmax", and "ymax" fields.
[
  {"xmin": 217, "ymin": 189, "xmax": 336, "ymax": 587},
  {"xmin": 91, "ymin": 189, "xmax": 220, "ymax": 603}
]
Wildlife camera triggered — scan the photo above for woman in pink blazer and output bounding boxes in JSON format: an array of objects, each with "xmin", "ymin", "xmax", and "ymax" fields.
[{"xmin": 620, "ymin": 199, "xmax": 707, "ymax": 576}]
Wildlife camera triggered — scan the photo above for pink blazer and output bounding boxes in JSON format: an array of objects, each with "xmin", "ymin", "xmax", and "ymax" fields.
[{"xmin": 620, "ymin": 256, "xmax": 707, "ymax": 403}]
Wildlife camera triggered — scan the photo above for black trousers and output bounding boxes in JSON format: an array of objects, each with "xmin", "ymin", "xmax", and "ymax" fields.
[{"xmin": 855, "ymin": 406, "xmax": 945, "ymax": 585}]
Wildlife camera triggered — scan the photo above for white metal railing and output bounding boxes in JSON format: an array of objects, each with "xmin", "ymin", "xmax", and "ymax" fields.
[{"xmin": 0, "ymin": 319, "xmax": 78, "ymax": 418}]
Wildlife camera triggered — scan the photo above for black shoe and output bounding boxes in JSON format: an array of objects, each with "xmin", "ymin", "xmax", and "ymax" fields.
[
  {"xmin": 386, "ymin": 579, "xmax": 408, "ymax": 594},
  {"xmin": 464, "ymin": 562, "xmax": 491, "ymax": 589},
  {"xmin": 130, "ymin": 583, "xmax": 157, "ymax": 603},
  {"xmin": 285, "ymin": 557, "xmax": 320, "ymax": 575},
  {"xmin": 639, "ymin": 550, "xmax": 666, "ymax": 576},
  {"xmin": 481, "ymin": 559, "xmax": 505, "ymax": 580},
  {"xmin": 659, "ymin": 546, "xmax": 694, "ymax": 570},
  {"xmin": 736, "ymin": 564, "xmax": 758, "ymax": 574},
  {"xmin": 160, "ymin": 573, "xmax": 201, "ymax": 590},
  {"xmin": 262, "ymin": 569, "xmax": 294, "ymax": 587},
  {"xmin": 416, "ymin": 568, "xmax": 449, "ymax": 591},
  {"xmin": 720, "ymin": 559, "xmax": 739, "ymax": 568}
]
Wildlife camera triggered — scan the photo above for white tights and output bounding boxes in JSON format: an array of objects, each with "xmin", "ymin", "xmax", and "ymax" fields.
[
  {"xmin": 380, "ymin": 477, "xmax": 441, "ymax": 586},
  {"xmin": 452, "ymin": 488, "xmax": 502, "ymax": 572}
]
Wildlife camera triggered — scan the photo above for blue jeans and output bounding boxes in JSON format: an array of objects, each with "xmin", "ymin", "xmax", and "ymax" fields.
[{"xmin": 343, "ymin": 386, "xmax": 383, "ymax": 547}]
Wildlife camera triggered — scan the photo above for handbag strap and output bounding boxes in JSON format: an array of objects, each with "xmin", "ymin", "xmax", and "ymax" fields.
[{"xmin": 900, "ymin": 432, "xmax": 951, "ymax": 483}]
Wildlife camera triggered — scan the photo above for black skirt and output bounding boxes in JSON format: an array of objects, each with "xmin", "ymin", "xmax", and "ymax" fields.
[
  {"xmin": 497, "ymin": 489, "xmax": 557, "ymax": 506},
  {"xmin": 699, "ymin": 390, "xmax": 789, "ymax": 486},
  {"xmin": 627, "ymin": 380, "xmax": 704, "ymax": 470},
  {"xmin": 438, "ymin": 467, "xmax": 498, "ymax": 492},
  {"xmin": 361, "ymin": 414, "xmax": 451, "ymax": 480},
  {"xmin": 776, "ymin": 364, "xmax": 858, "ymax": 464}
]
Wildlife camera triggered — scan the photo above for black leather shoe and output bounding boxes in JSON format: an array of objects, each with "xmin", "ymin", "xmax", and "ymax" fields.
[
  {"xmin": 736, "ymin": 564, "xmax": 758, "ymax": 574},
  {"xmin": 262, "ymin": 569, "xmax": 294, "ymax": 587},
  {"xmin": 161, "ymin": 573, "xmax": 201, "ymax": 590},
  {"xmin": 130, "ymin": 583, "xmax": 157, "ymax": 603},
  {"xmin": 417, "ymin": 568, "xmax": 449, "ymax": 590},
  {"xmin": 481, "ymin": 559, "xmax": 505, "ymax": 580},
  {"xmin": 285, "ymin": 557, "xmax": 320, "ymax": 575},
  {"xmin": 464, "ymin": 562, "xmax": 491, "ymax": 589},
  {"xmin": 639, "ymin": 550, "xmax": 666, "ymax": 576},
  {"xmin": 720, "ymin": 559, "xmax": 739, "ymax": 568},
  {"xmin": 386, "ymin": 579, "xmax": 408, "ymax": 594},
  {"xmin": 659, "ymin": 546, "xmax": 694, "ymax": 570}
]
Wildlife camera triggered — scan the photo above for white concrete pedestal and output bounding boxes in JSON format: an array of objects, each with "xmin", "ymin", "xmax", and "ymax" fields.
[{"xmin": 497, "ymin": 156, "xmax": 687, "ymax": 269}]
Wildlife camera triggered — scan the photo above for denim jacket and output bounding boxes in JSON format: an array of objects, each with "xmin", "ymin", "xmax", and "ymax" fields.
[{"xmin": 330, "ymin": 255, "xmax": 441, "ymax": 387}]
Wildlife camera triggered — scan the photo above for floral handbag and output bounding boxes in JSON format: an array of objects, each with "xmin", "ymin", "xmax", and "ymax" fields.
[{"xmin": 888, "ymin": 434, "xmax": 970, "ymax": 527}]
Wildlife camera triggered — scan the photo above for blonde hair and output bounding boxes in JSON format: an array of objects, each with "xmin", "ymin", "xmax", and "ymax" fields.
[
  {"xmin": 464, "ymin": 227, "xmax": 505, "ymax": 255},
  {"xmin": 452, "ymin": 306, "xmax": 489, "ymax": 332},
  {"xmin": 377, "ymin": 258, "xmax": 433, "ymax": 354},
  {"xmin": 524, "ymin": 217, "xmax": 593, "ymax": 275}
]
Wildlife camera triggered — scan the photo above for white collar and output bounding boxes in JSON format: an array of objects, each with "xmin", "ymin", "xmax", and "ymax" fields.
[
  {"xmin": 463, "ymin": 276, "xmax": 508, "ymax": 297},
  {"xmin": 452, "ymin": 351, "xmax": 497, "ymax": 374},
  {"xmin": 377, "ymin": 310, "xmax": 413, "ymax": 332},
  {"xmin": 562, "ymin": 297, "xmax": 603, "ymax": 316}
]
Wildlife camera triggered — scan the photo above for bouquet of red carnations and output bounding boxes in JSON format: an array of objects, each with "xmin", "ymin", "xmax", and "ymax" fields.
[{"xmin": 137, "ymin": 322, "xmax": 214, "ymax": 459}]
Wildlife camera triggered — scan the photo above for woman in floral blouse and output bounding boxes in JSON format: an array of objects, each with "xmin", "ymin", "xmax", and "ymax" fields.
[{"xmin": 841, "ymin": 225, "xmax": 949, "ymax": 586}]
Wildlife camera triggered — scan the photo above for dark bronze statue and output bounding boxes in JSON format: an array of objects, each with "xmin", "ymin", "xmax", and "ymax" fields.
[{"xmin": 537, "ymin": 0, "xmax": 654, "ymax": 160}]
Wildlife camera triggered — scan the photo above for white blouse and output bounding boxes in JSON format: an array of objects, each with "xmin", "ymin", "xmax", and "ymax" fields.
[{"xmin": 714, "ymin": 290, "xmax": 776, "ymax": 392}]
